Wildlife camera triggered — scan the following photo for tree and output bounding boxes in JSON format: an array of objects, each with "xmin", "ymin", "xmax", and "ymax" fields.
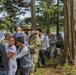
[
  {"xmin": 60, "ymin": 0, "xmax": 76, "ymax": 68},
  {"xmin": 60, "ymin": 0, "xmax": 68, "ymax": 65},
  {"xmin": 36, "ymin": 0, "xmax": 64, "ymax": 33},
  {"xmin": 56, "ymin": 0, "xmax": 59, "ymax": 37},
  {"xmin": 46, "ymin": 0, "xmax": 51, "ymax": 34},
  {"xmin": 36, "ymin": 0, "xmax": 54, "ymax": 32},
  {"xmin": 31, "ymin": 0, "xmax": 36, "ymax": 29}
]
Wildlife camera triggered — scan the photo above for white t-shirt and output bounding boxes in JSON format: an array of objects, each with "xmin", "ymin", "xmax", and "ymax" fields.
[
  {"xmin": 5, "ymin": 43, "xmax": 17, "ymax": 75},
  {"xmin": 46, "ymin": 35, "xmax": 50, "ymax": 48}
]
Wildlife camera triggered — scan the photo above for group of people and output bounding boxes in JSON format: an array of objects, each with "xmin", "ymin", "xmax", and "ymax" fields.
[{"xmin": 0, "ymin": 26, "xmax": 64, "ymax": 75}]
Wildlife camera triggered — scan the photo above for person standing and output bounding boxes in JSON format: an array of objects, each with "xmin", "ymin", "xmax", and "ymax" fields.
[
  {"xmin": 0, "ymin": 43, "xmax": 9, "ymax": 75},
  {"xmin": 37, "ymin": 29, "xmax": 47, "ymax": 66},
  {"xmin": 13, "ymin": 26, "xmax": 23, "ymax": 74},
  {"xmin": 1, "ymin": 32, "xmax": 12, "ymax": 45},
  {"xmin": 45, "ymin": 33, "xmax": 50, "ymax": 59},
  {"xmin": 13, "ymin": 26, "xmax": 22, "ymax": 39},
  {"xmin": 29, "ymin": 28, "xmax": 35, "ymax": 39},
  {"xmin": 5, "ymin": 36, "xmax": 17, "ymax": 75},
  {"xmin": 16, "ymin": 37, "xmax": 32, "ymax": 75},
  {"xmin": 23, "ymin": 26, "xmax": 31, "ymax": 42},
  {"xmin": 57, "ymin": 33, "xmax": 64, "ymax": 53},
  {"xmin": 28, "ymin": 30, "xmax": 41, "ymax": 72},
  {"xmin": 50, "ymin": 34, "xmax": 57, "ymax": 58}
]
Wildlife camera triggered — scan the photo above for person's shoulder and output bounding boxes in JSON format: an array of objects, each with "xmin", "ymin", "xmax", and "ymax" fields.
[
  {"xmin": 37, "ymin": 36, "xmax": 40, "ymax": 40},
  {"xmin": 24, "ymin": 45, "xmax": 28, "ymax": 49},
  {"xmin": 5, "ymin": 43, "xmax": 9, "ymax": 48},
  {"xmin": 0, "ymin": 44, "xmax": 5, "ymax": 51},
  {"xmin": 12, "ymin": 45, "xmax": 16, "ymax": 49},
  {"xmin": 13, "ymin": 32, "xmax": 16, "ymax": 35},
  {"xmin": 14, "ymin": 32, "xmax": 22, "ymax": 35},
  {"xmin": 36, "ymin": 37, "xmax": 41, "ymax": 43},
  {"xmin": 0, "ymin": 43, "xmax": 6, "ymax": 51},
  {"xmin": 30, "ymin": 35, "xmax": 34, "ymax": 40},
  {"xmin": 41, "ymin": 33, "xmax": 45, "ymax": 37},
  {"xmin": 13, "ymin": 32, "xmax": 17, "ymax": 37},
  {"xmin": 10, "ymin": 45, "xmax": 16, "ymax": 51},
  {"xmin": 0, "ymin": 43, "xmax": 4, "ymax": 47},
  {"xmin": 23, "ymin": 46, "xmax": 28, "ymax": 51},
  {"xmin": 9, "ymin": 45, "xmax": 17, "ymax": 53}
]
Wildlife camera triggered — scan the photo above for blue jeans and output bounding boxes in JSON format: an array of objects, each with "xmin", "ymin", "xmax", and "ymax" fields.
[{"xmin": 0, "ymin": 70, "xmax": 8, "ymax": 75}]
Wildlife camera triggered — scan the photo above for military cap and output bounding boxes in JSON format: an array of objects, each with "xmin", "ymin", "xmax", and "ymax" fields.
[{"xmin": 34, "ymin": 30, "xmax": 39, "ymax": 34}]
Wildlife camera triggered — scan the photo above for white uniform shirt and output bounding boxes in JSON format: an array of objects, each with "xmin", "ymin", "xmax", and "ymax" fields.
[{"xmin": 5, "ymin": 43, "xmax": 17, "ymax": 75}]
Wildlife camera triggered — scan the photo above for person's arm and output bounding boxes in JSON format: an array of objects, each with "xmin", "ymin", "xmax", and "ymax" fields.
[
  {"xmin": 28, "ymin": 44, "xmax": 36, "ymax": 50},
  {"xmin": 16, "ymin": 46, "xmax": 28, "ymax": 59},
  {"xmin": 7, "ymin": 46, "xmax": 16, "ymax": 59},
  {"xmin": 7, "ymin": 52, "xmax": 14, "ymax": 59}
]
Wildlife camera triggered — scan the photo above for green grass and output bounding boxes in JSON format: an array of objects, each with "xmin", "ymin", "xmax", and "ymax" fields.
[{"xmin": 31, "ymin": 53, "xmax": 61, "ymax": 75}]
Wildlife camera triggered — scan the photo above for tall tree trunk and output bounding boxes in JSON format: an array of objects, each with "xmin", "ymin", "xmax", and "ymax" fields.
[
  {"xmin": 31, "ymin": 0, "xmax": 36, "ymax": 29},
  {"xmin": 60, "ymin": 0, "xmax": 68, "ymax": 65},
  {"xmin": 46, "ymin": 0, "xmax": 51, "ymax": 35},
  {"xmin": 57, "ymin": 0, "xmax": 59, "ymax": 37},
  {"xmin": 73, "ymin": 0, "xmax": 76, "ymax": 67},
  {"xmin": 61, "ymin": 0, "xmax": 75, "ymax": 65}
]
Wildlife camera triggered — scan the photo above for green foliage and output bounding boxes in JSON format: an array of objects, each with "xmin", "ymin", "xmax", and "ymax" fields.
[
  {"xmin": 39, "ymin": 2, "xmax": 55, "ymax": 15},
  {"xmin": 0, "ymin": 0, "xmax": 64, "ymax": 32},
  {"xmin": 60, "ymin": 0, "xmax": 64, "ymax": 3},
  {"xmin": 0, "ymin": 19, "xmax": 13, "ymax": 31},
  {"xmin": 63, "ymin": 63, "xmax": 76, "ymax": 75},
  {"xmin": 0, "ymin": 0, "xmax": 4, "ymax": 4},
  {"xmin": 0, "ymin": 0, "xmax": 30, "ymax": 28},
  {"xmin": 36, "ymin": 1, "xmax": 64, "ymax": 31}
]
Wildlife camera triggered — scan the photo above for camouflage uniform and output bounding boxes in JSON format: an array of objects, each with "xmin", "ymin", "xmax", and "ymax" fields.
[
  {"xmin": 29, "ymin": 31, "xmax": 41, "ymax": 72},
  {"xmin": 50, "ymin": 34, "xmax": 57, "ymax": 58}
]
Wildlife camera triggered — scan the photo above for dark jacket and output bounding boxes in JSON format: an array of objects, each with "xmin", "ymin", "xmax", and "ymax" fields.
[{"xmin": 0, "ymin": 43, "xmax": 9, "ymax": 70}]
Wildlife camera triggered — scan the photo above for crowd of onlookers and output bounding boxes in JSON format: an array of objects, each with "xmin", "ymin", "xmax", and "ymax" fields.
[{"xmin": 0, "ymin": 26, "xmax": 64, "ymax": 75}]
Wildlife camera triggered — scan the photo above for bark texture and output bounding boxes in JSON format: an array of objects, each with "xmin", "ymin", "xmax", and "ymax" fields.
[{"xmin": 61, "ymin": 0, "xmax": 76, "ymax": 66}]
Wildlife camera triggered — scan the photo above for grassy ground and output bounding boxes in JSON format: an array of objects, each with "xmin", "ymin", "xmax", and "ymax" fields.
[
  {"xmin": 30, "ymin": 49, "xmax": 76, "ymax": 75},
  {"xmin": 30, "ymin": 49, "xmax": 62, "ymax": 75},
  {"xmin": 30, "ymin": 56, "xmax": 62, "ymax": 75}
]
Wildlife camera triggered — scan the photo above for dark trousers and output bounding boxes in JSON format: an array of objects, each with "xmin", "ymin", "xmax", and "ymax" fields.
[
  {"xmin": 54, "ymin": 48, "xmax": 57, "ymax": 58},
  {"xmin": 46, "ymin": 48, "xmax": 50, "ymax": 59},
  {"xmin": 15, "ymin": 59, "xmax": 20, "ymax": 75},
  {"xmin": 16, "ymin": 66, "xmax": 31, "ymax": 75},
  {"xmin": 39, "ymin": 50, "xmax": 47, "ymax": 65}
]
